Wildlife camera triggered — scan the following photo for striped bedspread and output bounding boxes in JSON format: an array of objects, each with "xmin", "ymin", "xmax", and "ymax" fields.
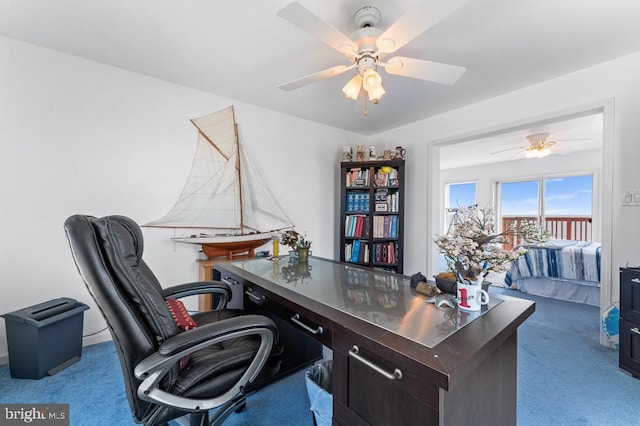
[{"xmin": 505, "ymin": 240, "xmax": 601, "ymax": 287}]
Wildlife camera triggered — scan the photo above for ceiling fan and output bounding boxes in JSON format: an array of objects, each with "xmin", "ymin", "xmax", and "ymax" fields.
[
  {"xmin": 276, "ymin": 1, "xmax": 470, "ymax": 104},
  {"xmin": 491, "ymin": 133, "xmax": 586, "ymax": 159}
]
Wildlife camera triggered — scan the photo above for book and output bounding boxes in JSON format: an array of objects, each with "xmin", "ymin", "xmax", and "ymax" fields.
[
  {"xmin": 391, "ymin": 215, "xmax": 398, "ymax": 238},
  {"xmin": 351, "ymin": 240, "xmax": 361, "ymax": 263}
]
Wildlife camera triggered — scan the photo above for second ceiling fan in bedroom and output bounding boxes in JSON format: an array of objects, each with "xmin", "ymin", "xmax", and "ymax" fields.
[
  {"xmin": 276, "ymin": 1, "xmax": 470, "ymax": 106},
  {"xmin": 491, "ymin": 133, "xmax": 591, "ymax": 159}
]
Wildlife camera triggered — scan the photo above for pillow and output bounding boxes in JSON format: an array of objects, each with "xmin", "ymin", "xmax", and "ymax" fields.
[
  {"xmin": 166, "ymin": 298, "xmax": 198, "ymax": 331},
  {"xmin": 166, "ymin": 298, "xmax": 197, "ymax": 370}
]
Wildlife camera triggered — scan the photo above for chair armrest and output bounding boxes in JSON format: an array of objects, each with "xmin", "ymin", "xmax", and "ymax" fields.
[
  {"xmin": 163, "ymin": 280, "xmax": 232, "ymax": 309},
  {"xmin": 159, "ymin": 315, "xmax": 277, "ymax": 357},
  {"xmin": 134, "ymin": 315, "xmax": 277, "ymax": 412}
]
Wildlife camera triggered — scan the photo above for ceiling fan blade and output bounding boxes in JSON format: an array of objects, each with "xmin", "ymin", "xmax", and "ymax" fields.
[
  {"xmin": 490, "ymin": 146, "xmax": 527, "ymax": 155},
  {"xmin": 277, "ymin": 2, "xmax": 358, "ymax": 55},
  {"xmin": 508, "ymin": 150, "xmax": 527, "ymax": 160},
  {"xmin": 376, "ymin": 0, "xmax": 471, "ymax": 53},
  {"xmin": 383, "ymin": 57, "xmax": 466, "ymax": 85},
  {"xmin": 278, "ymin": 64, "xmax": 354, "ymax": 91}
]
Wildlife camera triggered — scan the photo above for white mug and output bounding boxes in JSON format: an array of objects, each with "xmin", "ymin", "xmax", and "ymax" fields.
[{"xmin": 457, "ymin": 282, "xmax": 489, "ymax": 311}]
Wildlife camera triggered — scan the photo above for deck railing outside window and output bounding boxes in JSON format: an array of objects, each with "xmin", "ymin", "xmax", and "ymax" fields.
[{"xmin": 502, "ymin": 216, "xmax": 593, "ymax": 250}]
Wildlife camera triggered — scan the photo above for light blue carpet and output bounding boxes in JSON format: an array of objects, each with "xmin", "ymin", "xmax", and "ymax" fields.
[
  {"xmin": 0, "ymin": 341, "xmax": 313, "ymax": 426},
  {"xmin": 2, "ymin": 288, "xmax": 640, "ymax": 425},
  {"xmin": 493, "ymin": 287, "xmax": 640, "ymax": 425}
]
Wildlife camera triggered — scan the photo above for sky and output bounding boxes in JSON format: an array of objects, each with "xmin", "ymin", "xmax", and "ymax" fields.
[{"xmin": 448, "ymin": 174, "xmax": 593, "ymax": 217}]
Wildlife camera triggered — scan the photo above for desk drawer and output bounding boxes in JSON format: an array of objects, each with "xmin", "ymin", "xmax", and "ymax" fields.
[
  {"xmin": 620, "ymin": 318, "xmax": 640, "ymax": 378},
  {"xmin": 621, "ymin": 268, "xmax": 640, "ymax": 323},
  {"xmin": 333, "ymin": 328, "xmax": 439, "ymax": 426},
  {"xmin": 244, "ymin": 284, "xmax": 333, "ymax": 348}
]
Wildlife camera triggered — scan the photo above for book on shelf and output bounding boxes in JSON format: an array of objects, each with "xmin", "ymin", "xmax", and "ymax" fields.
[
  {"xmin": 345, "ymin": 215, "xmax": 370, "ymax": 238},
  {"xmin": 372, "ymin": 241, "xmax": 398, "ymax": 264},
  {"xmin": 372, "ymin": 215, "xmax": 398, "ymax": 238},
  {"xmin": 373, "ymin": 167, "xmax": 399, "ymax": 187},
  {"xmin": 374, "ymin": 189, "xmax": 399, "ymax": 212},
  {"xmin": 391, "ymin": 215, "xmax": 398, "ymax": 238},
  {"xmin": 346, "ymin": 240, "xmax": 369, "ymax": 264},
  {"xmin": 346, "ymin": 168, "xmax": 370, "ymax": 187},
  {"xmin": 351, "ymin": 240, "xmax": 360, "ymax": 263},
  {"xmin": 346, "ymin": 192, "xmax": 370, "ymax": 212}
]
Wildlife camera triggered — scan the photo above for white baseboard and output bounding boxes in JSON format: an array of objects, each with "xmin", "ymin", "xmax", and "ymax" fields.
[{"xmin": 82, "ymin": 332, "xmax": 113, "ymax": 347}]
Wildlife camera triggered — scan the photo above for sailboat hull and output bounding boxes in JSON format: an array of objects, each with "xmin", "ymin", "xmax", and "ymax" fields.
[{"xmin": 173, "ymin": 234, "xmax": 272, "ymax": 259}]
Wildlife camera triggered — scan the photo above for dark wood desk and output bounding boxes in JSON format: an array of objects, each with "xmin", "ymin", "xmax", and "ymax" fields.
[{"xmin": 215, "ymin": 257, "xmax": 535, "ymax": 426}]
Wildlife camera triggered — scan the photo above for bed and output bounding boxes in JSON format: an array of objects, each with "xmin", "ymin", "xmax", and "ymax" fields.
[{"xmin": 505, "ymin": 240, "xmax": 601, "ymax": 306}]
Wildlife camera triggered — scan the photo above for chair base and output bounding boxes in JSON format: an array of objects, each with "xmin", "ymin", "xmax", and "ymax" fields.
[{"xmin": 168, "ymin": 393, "xmax": 248, "ymax": 426}]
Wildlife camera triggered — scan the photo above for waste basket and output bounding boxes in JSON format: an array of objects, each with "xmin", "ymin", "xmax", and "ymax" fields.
[
  {"xmin": 305, "ymin": 360, "xmax": 333, "ymax": 426},
  {"xmin": 2, "ymin": 297, "xmax": 89, "ymax": 379}
]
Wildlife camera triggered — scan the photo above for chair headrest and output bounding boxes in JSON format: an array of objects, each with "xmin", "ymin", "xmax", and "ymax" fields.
[{"xmin": 65, "ymin": 214, "xmax": 179, "ymax": 342}]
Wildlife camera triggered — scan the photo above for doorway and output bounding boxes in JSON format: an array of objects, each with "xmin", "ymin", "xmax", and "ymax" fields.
[{"xmin": 426, "ymin": 100, "xmax": 615, "ymax": 346}]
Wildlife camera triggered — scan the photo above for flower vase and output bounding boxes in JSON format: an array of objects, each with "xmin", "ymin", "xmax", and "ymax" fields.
[
  {"xmin": 434, "ymin": 276, "xmax": 457, "ymax": 295},
  {"xmin": 457, "ymin": 281, "xmax": 490, "ymax": 311},
  {"xmin": 297, "ymin": 247, "xmax": 310, "ymax": 262}
]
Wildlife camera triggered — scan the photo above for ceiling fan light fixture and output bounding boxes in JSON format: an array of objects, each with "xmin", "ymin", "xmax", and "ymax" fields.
[
  {"xmin": 342, "ymin": 74, "xmax": 363, "ymax": 100},
  {"xmin": 362, "ymin": 69, "xmax": 382, "ymax": 92},
  {"xmin": 525, "ymin": 147, "xmax": 551, "ymax": 158},
  {"xmin": 367, "ymin": 83, "xmax": 385, "ymax": 103}
]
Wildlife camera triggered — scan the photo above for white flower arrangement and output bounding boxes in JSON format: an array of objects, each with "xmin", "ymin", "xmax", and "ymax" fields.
[{"xmin": 433, "ymin": 205, "xmax": 548, "ymax": 282}]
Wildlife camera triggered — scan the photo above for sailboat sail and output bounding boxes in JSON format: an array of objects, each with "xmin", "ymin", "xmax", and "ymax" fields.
[{"xmin": 145, "ymin": 106, "xmax": 294, "ymax": 256}]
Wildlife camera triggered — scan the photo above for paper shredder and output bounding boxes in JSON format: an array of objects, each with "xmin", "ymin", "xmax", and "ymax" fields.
[{"xmin": 2, "ymin": 297, "xmax": 89, "ymax": 379}]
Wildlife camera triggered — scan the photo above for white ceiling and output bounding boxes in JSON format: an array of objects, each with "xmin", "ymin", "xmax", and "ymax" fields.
[
  {"xmin": 439, "ymin": 112, "xmax": 603, "ymax": 169},
  {"xmin": 1, "ymin": 0, "xmax": 639, "ymax": 136}
]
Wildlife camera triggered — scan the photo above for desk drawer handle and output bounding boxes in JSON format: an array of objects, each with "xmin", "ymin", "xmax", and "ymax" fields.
[
  {"xmin": 222, "ymin": 277, "xmax": 239, "ymax": 286},
  {"xmin": 631, "ymin": 327, "xmax": 640, "ymax": 336},
  {"xmin": 632, "ymin": 278, "xmax": 640, "ymax": 284},
  {"xmin": 291, "ymin": 314, "xmax": 324, "ymax": 335},
  {"xmin": 245, "ymin": 289, "xmax": 265, "ymax": 302},
  {"xmin": 349, "ymin": 345, "xmax": 403, "ymax": 381}
]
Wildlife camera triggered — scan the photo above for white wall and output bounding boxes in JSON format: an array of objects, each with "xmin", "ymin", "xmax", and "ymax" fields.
[
  {"xmin": 372, "ymin": 50, "xmax": 640, "ymax": 336},
  {"xmin": 0, "ymin": 36, "xmax": 365, "ymax": 361}
]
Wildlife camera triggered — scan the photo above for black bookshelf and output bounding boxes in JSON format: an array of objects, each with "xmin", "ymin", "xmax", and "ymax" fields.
[{"xmin": 339, "ymin": 159, "xmax": 405, "ymax": 273}]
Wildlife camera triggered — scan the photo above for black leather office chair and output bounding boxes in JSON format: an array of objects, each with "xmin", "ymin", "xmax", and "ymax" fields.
[{"xmin": 64, "ymin": 215, "xmax": 280, "ymax": 426}]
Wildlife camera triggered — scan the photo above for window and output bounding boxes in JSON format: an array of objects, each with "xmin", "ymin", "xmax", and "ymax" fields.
[
  {"xmin": 498, "ymin": 174, "xmax": 593, "ymax": 246},
  {"xmin": 445, "ymin": 182, "xmax": 476, "ymax": 232}
]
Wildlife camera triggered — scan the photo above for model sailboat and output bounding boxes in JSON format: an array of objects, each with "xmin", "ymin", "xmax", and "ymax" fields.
[{"xmin": 145, "ymin": 106, "xmax": 294, "ymax": 258}]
